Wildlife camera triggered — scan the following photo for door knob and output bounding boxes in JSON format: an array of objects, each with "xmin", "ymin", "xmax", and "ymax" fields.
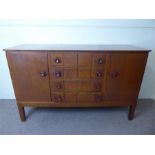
[{"xmin": 40, "ymin": 72, "xmax": 47, "ymax": 77}]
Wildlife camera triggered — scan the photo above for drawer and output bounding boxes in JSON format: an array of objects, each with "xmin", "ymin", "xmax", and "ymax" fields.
[
  {"xmin": 65, "ymin": 93, "xmax": 77, "ymax": 103},
  {"xmin": 52, "ymin": 81, "xmax": 64, "ymax": 91},
  {"xmin": 92, "ymin": 68, "xmax": 105, "ymax": 78},
  {"xmin": 79, "ymin": 80, "xmax": 103, "ymax": 92},
  {"xmin": 93, "ymin": 54, "xmax": 106, "ymax": 67},
  {"xmin": 78, "ymin": 92, "xmax": 103, "ymax": 103},
  {"xmin": 78, "ymin": 68, "xmax": 91, "ymax": 78},
  {"xmin": 64, "ymin": 81, "xmax": 78, "ymax": 91},
  {"xmin": 51, "ymin": 80, "xmax": 78, "ymax": 92},
  {"xmin": 51, "ymin": 68, "xmax": 77, "ymax": 79},
  {"xmin": 78, "ymin": 53, "xmax": 92, "ymax": 67},
  {"xmin": 49, "ymin": 52, "xmax": 77, "ymax": 67},
  {"xmin": 51, "ymin": 93, "xmax": 65, "ymax": 103},
  {"xmin": 52, "ymin": 93, "xmax": 77, "ymax": 103}
]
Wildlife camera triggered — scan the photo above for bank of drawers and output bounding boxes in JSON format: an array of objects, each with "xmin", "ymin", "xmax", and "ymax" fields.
[{"xmin": 48, "ymin": 52, "xmax": 106, "ymax": 104}]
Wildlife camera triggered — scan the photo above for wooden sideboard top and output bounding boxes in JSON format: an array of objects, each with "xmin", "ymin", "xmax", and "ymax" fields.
[{"xmin": 3, "ymin": 44, "xmax": 151, "ymax": 52}]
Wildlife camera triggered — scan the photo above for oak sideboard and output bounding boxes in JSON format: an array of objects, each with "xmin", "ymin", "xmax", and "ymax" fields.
[{"xmin": 4, "ymin": 44, "xmax": 151, "ymax": 121}]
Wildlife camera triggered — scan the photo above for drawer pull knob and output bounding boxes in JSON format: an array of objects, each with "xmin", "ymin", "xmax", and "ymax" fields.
[
  {"xmin": 94, "ymin": 95, "xmax": 102, "ymax": 102},
  {"xmin": 54, "ymin": 96, "xmax": 62, "ymax": 102},
  {"xmin": 55, "ymin": 58, "xmax": 61, "ymax": 64},
  {"xmin": 111, "ymin": 71, "xmax": 118, "ymax": 78},
  {"xmin": 40, "ymin": 72, "xmax": 47, "ymax": 77},
  {"xmin": 56, "ymin": 84, "xmax": 62, "ymax": 89},
  {"xmin": 98, "ymin": 58, "xmax": 104, "ymax": 64},
  {"xmin": 96, "ymin": 71, "xmax": 103, "ymax": 77},
  {"xmin": 55, "ymin": 71, "xmax": 62, "ymax": 77}
]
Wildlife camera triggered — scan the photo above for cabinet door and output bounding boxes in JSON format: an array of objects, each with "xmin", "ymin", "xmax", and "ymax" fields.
[
  {"xmin": 6, "ymin": 52, "xmax": 51, "ymax": 102},
  {"xmin": 105, "ymin": 52, "xmax": 148, "ymax": 101}
]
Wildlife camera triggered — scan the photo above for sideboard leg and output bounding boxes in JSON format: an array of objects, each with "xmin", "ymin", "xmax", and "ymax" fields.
[
  {"xmin": 17, "ymin": 104, "xmax": 26, "ymax": 121},
  {"xmin": 128, "ymin": 103, "xmax": 137, "ymax": 120}
]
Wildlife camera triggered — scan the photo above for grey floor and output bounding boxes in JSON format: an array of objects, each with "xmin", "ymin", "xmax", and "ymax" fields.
[{"xmin": 0, "ymin": 99, "xmax": 155, "ymax": 135}]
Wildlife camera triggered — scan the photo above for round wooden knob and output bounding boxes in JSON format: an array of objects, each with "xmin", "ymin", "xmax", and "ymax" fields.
[
  {"xmin": 54, "ymin": 96, "xmax": 62, "ymax": 102},
  {"xmin": 40, "ymin": 72, "xmax": 47, "ymax": 77},
  {"xmin": 55, "ymin": 58, "xmax": 61, "ymax": 64},
  {"xmin": 96, "ymin": 71, "xmax": 103, "ymax": 77},
  {"xmin": 97, "ymin": 58, "xmax": 104, "ymax": 64},
  {"xmin": 94, "ymin": 95, "xmax": 102, "ymax": 102},
  {"xmin": 56, "ymin": 83, "xmax": 62, "ymax": 89},
  {"xmin": 55, "ymin": 71, "xmax": 62, "ymax": 77},
  {"xmin": 111, "ymin": 71, "xmax": 118, "ymax": 78}
]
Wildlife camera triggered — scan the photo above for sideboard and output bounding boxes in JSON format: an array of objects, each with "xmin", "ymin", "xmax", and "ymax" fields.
[{"xmin": 4, "ymin": 44, "xmax": 151, "ymax": 121}]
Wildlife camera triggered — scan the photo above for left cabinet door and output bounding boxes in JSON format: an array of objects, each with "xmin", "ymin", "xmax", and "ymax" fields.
[{"xmin": 6, "ymin": 52, "xmax": 51, "ymax": 102}]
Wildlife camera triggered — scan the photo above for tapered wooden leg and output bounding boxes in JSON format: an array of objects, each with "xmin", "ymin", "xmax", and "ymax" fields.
[
  {"xmin": 128, "ymin": 103, "xmax": 137, "ymax": 120},
  {"xmin": 17, "ymin": 104, "xmax": 26, "ymax": 121}
]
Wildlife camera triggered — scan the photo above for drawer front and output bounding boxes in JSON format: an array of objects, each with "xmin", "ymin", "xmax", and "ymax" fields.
[
  {"xmin": 92, "ymin": 68, "xmax": 105, "ymax": 78},
  {"xmin": 51, "ymin": 68, "xmax": 77, "ymax": 79},
  {"xmin": 78, "ymin": 53, "xmax": 92, "ymax": 67},
  {"xmin": 51, "ymin": 81, "xmax": 64, "ymax": 91},
  {"xmin": 52, "ymin": 93, "xmax": 77, "ymax": 103},
  {"xmin": 49, "ymin": 52, "xmax": 77, "ymax": 67},
  {"xmin": 64, "ymin": 81, "xmax": 78, "ymax": 91},
  {"xmin": 51, "ymin": 80, "xmax": 78, "ymax": 92},
  {"xmin": 78, "ymin": 92, "xmax": 103, "ymax": 103},
  {"xmin": 51, "ymin": 53, "xmax": 64, "ymax": 66},
  {"xmin": 79, "ymin": 80, "xmax": 103, "ymax": 92},
  {"xmin": 78, "ymin": 68, "xmax": 91, "ymax": 78},
  {"xmin": 52, "ymin": 93, "xmax": 65, "ymax": 103},
  {"xmin": 65, "ymin": 93, "xmax": 77, "ymax": 103},
  {"xmin": 93, "ymin": 54, "xmax": 106, "ymax": 67},
  {"xmin": 52, "ymin": 68, "xmax": 64, "ymax": 79}
]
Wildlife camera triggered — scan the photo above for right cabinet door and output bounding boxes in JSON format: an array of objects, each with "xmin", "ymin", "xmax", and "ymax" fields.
[{"xmin": 105, "ymin": 52, "xmax": 148, "ymax": 102}]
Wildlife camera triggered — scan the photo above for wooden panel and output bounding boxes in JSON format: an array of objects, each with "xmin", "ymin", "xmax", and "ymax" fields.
[
  {"xmin": 78, "ymin": 53, "xmax": 92, "ymax": 67},
  {"xmin": 51, "ymin": 68, "xmax": 64, "ymax": 79},
  {"xmin": 105, "ymin": 52, "xmax": 148, "ymax": 101},
  {"xmin": 92, "ymin": 68, "xmax": 105, "ymax": 78},
  {"xmin": 79, "ymin": 80, "xmax": 103, "ymax": 92},
  {"xmin": 65, "ymin": 93, "xmax": 77, "ymax": 103},
  {"xmin": 51, "ymin": 93, "xmax": 64, "ymax": 103},
  {"xmin": 64, "ymin": 81, "xmax": 78, "ymax": 91},
  {"xmin": 50, "ymin": 68, "xmax": 77, "ymax": 79},
  {"xmin": 6, "ymin": 52, "xmax": 51, "ymax": 101},
  {"xmin": 78, "ymin": 92, "xmax": 103, "ymax": 103},
  {"xmin": 64, "ymin": 68, "xmax": 77, "ymax": 79},
  {"xmin": 51, "ymin": 53, "xmax": 64, "ymax": 66},
  {"xmin": 51, "ymin": 81, "xmax": 64, "ymax": 92},
  {"xmin": 49, "ymin": 52, "xmax": 77, "ymax": 67},
  {"xmin": 63, "ymin": 53, "xmax": 77, "ymax": 67},
  {"xmin": 92, "ymin": 80, "xmax": 103, "ymax": 92},
  {"xmin": 93, "ymin": 53, "xmax": 106, "ymax": 67},
  {"xmin": 79, "ymin": 80, "xmax": 91, "ymax": 92},
  {"xmin": 78, "ymin": 68, "xmax": 91, "ymax": 78}
]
